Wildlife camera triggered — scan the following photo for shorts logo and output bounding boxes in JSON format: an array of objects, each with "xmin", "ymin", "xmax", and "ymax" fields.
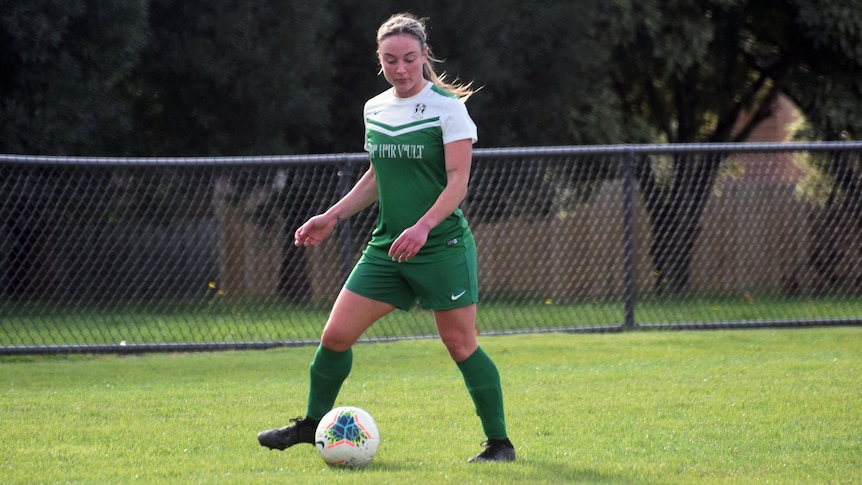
[{"xmin": 450, "ymin": 290, "xmax": 467, "ymax": 301}]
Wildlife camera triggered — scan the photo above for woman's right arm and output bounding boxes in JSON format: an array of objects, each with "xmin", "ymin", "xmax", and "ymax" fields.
[{"xmin": 294, "ymin": 165, "xmax": 378, "ymax": 247}]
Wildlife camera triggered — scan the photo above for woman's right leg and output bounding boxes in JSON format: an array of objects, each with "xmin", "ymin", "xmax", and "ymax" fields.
[
  {"xmin": 319, "ymin": 288, "xmax": 396, "ymax": 351},
  {"xmin": 307, "ymin": 289, "xmax": 395, "ymax": 419},
  {"xmin": 258, "ymin": 289, "xmax": 394, "ymax": 451}
]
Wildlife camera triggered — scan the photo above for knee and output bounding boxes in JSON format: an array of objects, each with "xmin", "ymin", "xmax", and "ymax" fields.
[
  {"xmin": 442, "ymin": 338, "xmax": 478, "ymax": 363},
  {"xmin": 320, "ymin": 328, "xmax": 354, "ymax": 352}
]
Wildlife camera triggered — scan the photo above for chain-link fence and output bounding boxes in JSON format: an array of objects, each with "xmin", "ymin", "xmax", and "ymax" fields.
[{"xmin": 2, "ymin": 142, "xmax": 861, "ymax": 355}]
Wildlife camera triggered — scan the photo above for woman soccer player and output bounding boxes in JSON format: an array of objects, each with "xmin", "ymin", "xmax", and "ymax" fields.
[{"xmin": 257, "ymin": 12, "xmax": 515, "ymax": 463}]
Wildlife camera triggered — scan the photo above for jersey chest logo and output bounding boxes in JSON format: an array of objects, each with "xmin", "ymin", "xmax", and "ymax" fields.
[{"xmin": 412, "ymin": 103, "xmax": 426, "ymax": 120}]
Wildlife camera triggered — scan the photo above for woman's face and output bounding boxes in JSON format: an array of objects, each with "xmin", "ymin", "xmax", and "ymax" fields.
[{"xmin": 378, "ymin": 33, "xmax": 428, "ymax": 98}]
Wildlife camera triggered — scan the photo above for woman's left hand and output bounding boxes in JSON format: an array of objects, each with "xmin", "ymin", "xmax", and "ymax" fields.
[{"xmin": 389, "ymin": 225, "xmax": 429, "ymax": 262}]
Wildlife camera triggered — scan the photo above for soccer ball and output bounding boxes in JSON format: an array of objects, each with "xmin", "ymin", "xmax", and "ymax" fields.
[{"xmin": 315, "ymin": 406, "xmax": 380, "ymax": 468}]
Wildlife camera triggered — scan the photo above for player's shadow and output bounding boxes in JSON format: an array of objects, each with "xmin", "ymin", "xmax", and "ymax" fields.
[
  {"xmin": 522, "ymin": 459, "xmax": 641, "ymax": 483},
  {"xmin": 367, "ymin": 457, "xmax": 638, "ymax": 483}
]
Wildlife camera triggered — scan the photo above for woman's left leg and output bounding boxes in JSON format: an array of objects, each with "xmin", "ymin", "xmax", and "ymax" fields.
[{"xmin": 435, "ymin": 305, "xmax": 510, "ymax": 444}]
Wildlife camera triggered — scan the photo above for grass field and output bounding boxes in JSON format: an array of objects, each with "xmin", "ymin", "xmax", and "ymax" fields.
[{"xmin": 2, "ymin": 327, "xmax": 860, "ymax": 484}]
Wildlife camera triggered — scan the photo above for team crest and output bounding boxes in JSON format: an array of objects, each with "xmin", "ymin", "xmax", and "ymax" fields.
[{"xmin": 412, "ymin": 103, "xmax": 426, "ymax": 120}]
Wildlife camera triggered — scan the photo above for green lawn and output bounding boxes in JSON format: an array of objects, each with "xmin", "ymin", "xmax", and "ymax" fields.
[{"xmin": 2, "ymin": 327, "xmax": 860, "ymax": 484}]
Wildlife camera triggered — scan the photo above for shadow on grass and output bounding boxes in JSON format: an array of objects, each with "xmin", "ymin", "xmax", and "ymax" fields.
[{"xmin": 362, "ymin": 456, "xmax": 638, "ymax": 484}]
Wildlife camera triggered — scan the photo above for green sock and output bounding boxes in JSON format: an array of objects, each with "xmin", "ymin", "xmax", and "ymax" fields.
[
  {"xmin": 305, "ymin": 345, "xmax": 353, "ymax": 420},
  {"xmin": 456, "ymin": 346, "xmax": 508, "ymax": 440}
]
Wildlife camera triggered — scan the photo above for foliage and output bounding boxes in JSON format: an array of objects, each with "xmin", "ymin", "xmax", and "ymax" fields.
[
  {"xmin": 604, "ymin": 0, "xmax": 861, "ymax": 145},
  {"xmin": 432, "ymin": 0, "xmax": 620, "ymax": 147},
  {"xmin": 127, "ymin": 0, "xmax": 335, "ymax": 156},
  {"xmin": 0, "ymin": 0, "xmax": 148, "ymax": 155},
  {"xmin": 785, "ymin": 0, "xmax": 862, "ymax": 140},
  {"xmin": 2, "ymin": 1, "xmax": 859, "ymax": 153}
]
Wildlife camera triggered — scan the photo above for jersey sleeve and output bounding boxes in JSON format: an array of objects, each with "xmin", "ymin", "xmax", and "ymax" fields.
[
  {"xmin": 442, "ymin": 99, "xmax": 478, "ymax": 145},
  {"xmin": 362, "ymin": 99, "xmax": 372, "ymax": 151}
]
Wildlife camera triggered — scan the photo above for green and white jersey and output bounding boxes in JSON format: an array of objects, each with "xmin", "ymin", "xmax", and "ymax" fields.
[{"xmin": 363, "ymin": 82, "xmax": 477, "ymax": 262}]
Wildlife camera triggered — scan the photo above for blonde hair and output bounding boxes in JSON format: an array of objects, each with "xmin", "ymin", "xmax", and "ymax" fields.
[{"xmin": 376, "ymin": 13, "xmax": 477, "ymax": 101}]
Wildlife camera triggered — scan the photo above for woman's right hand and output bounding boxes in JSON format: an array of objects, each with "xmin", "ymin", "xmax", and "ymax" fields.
[{"xmin": 294, "ymin": 214, "xmax": 338, "ymax": 247}]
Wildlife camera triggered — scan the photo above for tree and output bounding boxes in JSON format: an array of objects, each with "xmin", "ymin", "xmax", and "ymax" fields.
[
  {"xmin": 604, "ymin": 0, "xmax": 862, "ymax": 295},
  {"xmin": 0, "ymin": 0, "xmax": 148, "ymax": 155},
  {"xmin": 782, "ymin": 2, "xmax": 862, "ymax": 293},
  {"xmin": 124, "ymin": 1, "xmax": 342, "ymax": 301},
  {"xmin": 0, "ymin": 1, "xmax": 148, "ymax": 298},
  {"xmin": 128, "ymin": 0, "xmax": 334, "ymax": 156},
  {"xmin": 318, "ymin": 0, "xmax": 619, "ymax": 150}
]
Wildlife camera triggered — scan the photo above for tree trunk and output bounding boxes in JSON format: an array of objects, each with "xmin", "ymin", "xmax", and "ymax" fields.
[{"xmin": 638, "ymin": 153, "xmax": 724, "ymax": 296}]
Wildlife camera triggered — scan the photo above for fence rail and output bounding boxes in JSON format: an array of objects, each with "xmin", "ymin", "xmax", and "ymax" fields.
[{"xmin": 2, "ymin": 142, "xmax": 861, "ymax": 355}]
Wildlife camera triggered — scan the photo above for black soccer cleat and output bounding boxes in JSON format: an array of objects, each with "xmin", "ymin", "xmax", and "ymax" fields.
[
  {"xmin": 257, "ymin": 417, "xmax": 319, "ymax": 451},
  {"xmin": 468, "ymin": 438, "xmax": 516, "ymax": 463}
]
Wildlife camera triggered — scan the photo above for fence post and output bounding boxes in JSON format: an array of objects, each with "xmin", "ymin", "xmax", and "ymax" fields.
[{"xmin": 622, "ymin": 149, "xmax": 637, "ymax": 329}]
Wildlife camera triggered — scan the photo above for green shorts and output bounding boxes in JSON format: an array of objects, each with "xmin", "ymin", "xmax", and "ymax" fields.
[{"xmin": 344, "ymin": 243, "xmax": 478, "ymax": 311}]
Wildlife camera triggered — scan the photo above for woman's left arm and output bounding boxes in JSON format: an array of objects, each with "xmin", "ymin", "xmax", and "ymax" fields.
[{"xmin": 388, "ymin": 138, "xmax": 473, "ymax": 262}]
